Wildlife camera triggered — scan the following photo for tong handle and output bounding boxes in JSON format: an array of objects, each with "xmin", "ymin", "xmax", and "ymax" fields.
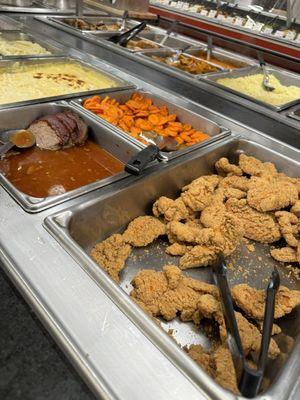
[
  {"xmin": 108, "ymin": 21, "xmax": 147, "ymax": 46},
  {"xmin": 125, "ymin": 144, "xmax": 159, "ymax": 175}
]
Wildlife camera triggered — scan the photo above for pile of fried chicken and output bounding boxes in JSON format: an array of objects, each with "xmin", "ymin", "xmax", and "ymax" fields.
[{"xmin": 90, "ymin": 153, "xmax": 300, "ymax": 394}]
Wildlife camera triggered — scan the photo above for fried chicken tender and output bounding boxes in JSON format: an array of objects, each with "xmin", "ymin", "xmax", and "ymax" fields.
[
  {"xmin": 275, "ymin": 211, "xmax": 299, "ymax": 248},
  {"xmin": 90, "ymin": 234, "xmax": 131, "ymax": 282},
  {"xmin": 181, "ymin": 175, "xmax": 220, "ymax": 211},
  {"xmin": 215, "ymin": 157, "xmax": 243, "ymax": 177},
  {"xmin": 277, "ymin": 174, "xmax": 300, "ymax": 195},
  {"xmin": 247, "ymin": 178, "xmax": 298, "ymax": 212},
  {"xmin": 226, "ymin": 198, "xmax": 281, "ymax": 243},
  {"xmin": 130, "ymin": 265, "xmax": 218, "ymax": 323},
  {"xmin": 291, "ymin": 200, "xmax": 300, "ymax": 217},
  {"xmin": 152, "ymin": 196, "xmax": 190, "ymax": 222},
  {"xmin": 165, "ymin": 243, "xmax": 191, "ymax": 256},
  {"xmin": 179, "ymin": 245, "xmax": 219, "ymax": 269},
  {"xmin": 213, "ymin": 347, "xmax": 239, "ymax": 394},
  {"xmin": 186, "ymin": 345, "xmax": 239, "ymax": 394},
  {"xmin": 186, "ymin": 345, "xmax": 215, "ymax": 377},
  {"xmin": 178, "ymin": 212, "xmax": 243, "ymax": 269},
  {"xmin": 271, "ymin": 246, "xmax": 299, "ymax": 263},
  {"xmin": 239, "ymin": 154, "xmax": 277, "ymax": 177},
  {"xmin": 198, "ymin": 294, "xmax": 280, "ymax": 359},
  {"xmin": 219, "ymin": 175, "xmax": 250, "ymax": 192},
  {"xmin": 123, "ymin": 216, "xmax": 165, "ymax": 247},
  {"xmin": 200, "ymin": 202, "xmax": 226, "ymax": 228},
  {"xmin": 167, "ymin": 221, "xmax": 215, "ymax": 245},
  {"xmin": 232, "ymin": 283, "xmax": 300, "ymax": 320}
]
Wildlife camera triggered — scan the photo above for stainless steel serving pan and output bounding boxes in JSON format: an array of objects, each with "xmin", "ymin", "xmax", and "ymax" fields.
[
  {"xmin": 44, "ymin": 136, "xmax": 300, "ymax": 400},
  {"xmin": 204, "ymin": 66, "xmax": 300, "ymax": 111},
  {"xmin": 137, "ymin": 48, "xmax": 226, "ymax": 79},
  {"xmin": 186, "ymin": 46, "xmax": 256, "ymax": 70},
  {"xmin": 0, "ymin": 30, "xmax": 63, "ymax": 59},
  {"xmin": 0, "ymin": 0, "xmax": 33, "ymax": 5},
  {"xmin": 71, "ymin": 88, "xmax": 231, "ymax": 161},
  {"xmin": 0, "ymin": 101, "xmax": 141, "ymax": 212},
  {"xmin": 137, "ymin": 32, "xmax": 204, "ymax": 49},
  {"xmin": 0, "ymin": 56, "xmax": 134, "ymax": 109},
  {"xmin": 48, "ymin": 16, "xmax": 140, "ymax": 35}
]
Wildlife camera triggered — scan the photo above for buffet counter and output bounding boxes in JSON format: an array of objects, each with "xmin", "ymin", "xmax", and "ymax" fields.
[{"xmin": 0, "ymin": 11, "xmax": 300, "ymax": 400}]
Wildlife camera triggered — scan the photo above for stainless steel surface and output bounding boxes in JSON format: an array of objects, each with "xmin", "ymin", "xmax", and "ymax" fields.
[
  {"xmin": 187, "ymin": 47, "xmax": 256, "ymax": 69},
  {"xmin": 44, "ymin": 136, "xmax": 300, "ymax": 400},
  {"xmin": 0, "ymin": 30, "xmax": 63, "ymax": 58},
  {"xmin": 0, "ymin": 101, "xmax": 141, "ymax": 212},
  {"xmin": 48, "ymin": 16, "xmax": 140, "ymax": 35},
  {"xmin": 138, "ymin": 32, "xmax": 204, "ymax": 49},
  {"xmin": 72, "ymin": 88, "xmax": 231, "ymax": 161},
  {"xmin": 205, "ymin": 66, "xmax": 300, "ymax": 111},
  {"xmin": 0, "ymin": 0, "xmax": 33, "ymax": 5},
  {"xmin": 0, "ymin": 55, "xmax": 133, "ymax": 109},
  {"xmin": 138, "ymin": 48, "xmax": 226, "ymax": 79}
]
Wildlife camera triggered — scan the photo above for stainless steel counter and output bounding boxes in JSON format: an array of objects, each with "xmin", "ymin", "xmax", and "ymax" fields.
[{"xmin": 0, "ymin": 15, "xmax": 300, "ymax": 400}]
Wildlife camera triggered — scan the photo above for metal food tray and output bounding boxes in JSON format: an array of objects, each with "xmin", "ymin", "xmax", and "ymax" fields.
[
  {"xmin": 71, "ymin": 88, "xmax": 230, "ymax": 161},
  {"xmin": 0, "ymin": 101, "xmax": 141, "ymax": 212},
  {"xmin": 48, "ymin": 16, "xmax": 141, "ymax": 35},
  {"xmin": 204, "ymin": 66, "xmax": 300, "ymax": 111},
  {"xmin": 186, "ymin": 47, "xmax": 256, "ymax": 69},
  {"xmin": 0, "ymin": 30, "xmax": 63, "ymax": 59},
  {"xmin": 0, "ymin": 56, "xmax": 134, "ymax": 109},
  {"xmin": 137, "ymin": 32, "xmax": 204, "ymax": 49},
  {"xmin": 44, "ymin": 136, "xmax": 300, "ymax": 400},
  {"xmin": 0, "ymin": 0, "xmax": 33, "ymax": 5},
  {"xmin": 137, "ymin": 48, "xmax": 226, "ymax": 79}
]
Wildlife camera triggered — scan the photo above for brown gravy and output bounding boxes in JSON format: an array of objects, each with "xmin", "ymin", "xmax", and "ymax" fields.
[{"xmin": 0, "ymin": 140, "xmax": 123, "ymax": 198}]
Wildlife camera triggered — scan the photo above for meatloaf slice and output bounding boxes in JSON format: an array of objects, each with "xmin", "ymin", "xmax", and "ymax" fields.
[{"xmin": 28, "ymin": 120, "xmax": 61, "ymax": 151}]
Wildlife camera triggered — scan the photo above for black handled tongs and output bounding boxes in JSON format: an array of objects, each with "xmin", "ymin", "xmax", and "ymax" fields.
[
  {"xmin": 108, "ymin": 21, "xmax": 147, "ymax": 47},
  {"xmin": 212, "ymin": 255, "xmax": 280, "ymax": 398}
]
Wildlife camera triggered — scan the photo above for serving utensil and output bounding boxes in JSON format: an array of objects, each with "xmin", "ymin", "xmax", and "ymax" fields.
[
  {"xmin": 207, "ymin": 36, "xmax": 213, "ymax": 61},
  {"xmin": 0, "ymin": 129, "xmax": 36, "ymax": 157},
  {"xmin": 212, "ymin": 255, "xmax": 280, "ymax": 398},
  {"xmin": 257, "ymin": 51, "xmax": 275, "ymax": 92},
  {"xmin": 120, "ymin": 10, "xmax": 129, "ymax": 31},
  {"xmin": 139, "ymin": 131, "xmax": 178, "ymax": 152},
  {"xmin": 166, "ymin": 45, "xmax": 191, "ymax": 64},
  {"xmin": 108, "ymin": 21, "xmax": 147, "ymax": 47},
  {"xmin": 160, "ymin": 20, "xmax": 178, "ymax": 45}
]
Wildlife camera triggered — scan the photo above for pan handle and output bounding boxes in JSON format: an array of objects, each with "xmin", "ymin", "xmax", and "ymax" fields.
[{"xmin": 125, "ymin": 145, "xmax": 160, "ymax": 175}]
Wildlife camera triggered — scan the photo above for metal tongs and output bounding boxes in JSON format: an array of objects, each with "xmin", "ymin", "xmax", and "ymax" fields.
[
  {"xmin": 108, "ymin": 21, "xmax": 147, "ymax": 47},
  {"xmin": 212, "ymin": 255, "xmax": 280, "ymax": 398},
  {"xmin": 160, "ymin": 20, "xmax": 178, "ymax": 45},
  {"xmin": 257, "ymin": 51, "xmax": 275, "ymax": 92}
]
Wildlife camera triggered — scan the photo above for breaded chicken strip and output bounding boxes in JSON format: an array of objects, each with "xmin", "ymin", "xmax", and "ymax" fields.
[
  {"xmin": 198, "ymin": 294, "xmax": 280, "ymax": 359},
  {"xmin": 271, "ymin": 246, "xmax": 299, "ymax": 263},
  {"xmin": 90, "ymin": 234, "xmax": 131, "ymax": 282},
  {"xmin": 219, "ymin": 175, "xmax": 250, "ymax": 192},
  {"xmin": 213, "ymin": 347, "xmax": 239, "ymax": 394},
  {"xmin": 123, "ymin": 216, "xmax": 166, "ymax": 247},
  {"xmin": 226, "ymin": 198, "xmax": 281, "ymax": 243},
  {"xmin": 181, "ymin": 175, "xmax": 220, "ymax": 211},
  {"xmin": 167, "ymin": 221, "xmax": 215, "ymax": 245},
  {"xmin": 291, "ymin": 200, "xmax": 300, "ymax": 217},
  {"xmin": 179, "ymin": 245, "xmax": 219, "ymax": 269},
  {"xmin": 130, "ymin": 265, "xmax": 218, "ymax": 323},
  {"xmin": 247, "ymin": 178, "xmax": 298, "ymax": 212},
  {"xmin": 165, "ymin": 243, "xmax": 191, "ymax": 256},
  {"xmin": 232, "ymin": 283, "xmax": 300, "ymax": 320},
  {"xmin": 178, "ymin": 213, "xmax": 243, "ymax": 269},
  {"xmin": 152, "ymin": 196, "xmax": 190, "ymax": 222},
  {"xmin": 239, "ymin": 154, "xmax": 277, "ymax": 177},
  {"xmin": 275, "ymin": 211, "xmax": 299, "ymax": 248},
  {"xmin": 186, "ymin": 345, "xmax": 215, "ymax": 377},
  {"xmin": 215, "ymin": 157, "xmax": 243, "ymax": 177}
]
